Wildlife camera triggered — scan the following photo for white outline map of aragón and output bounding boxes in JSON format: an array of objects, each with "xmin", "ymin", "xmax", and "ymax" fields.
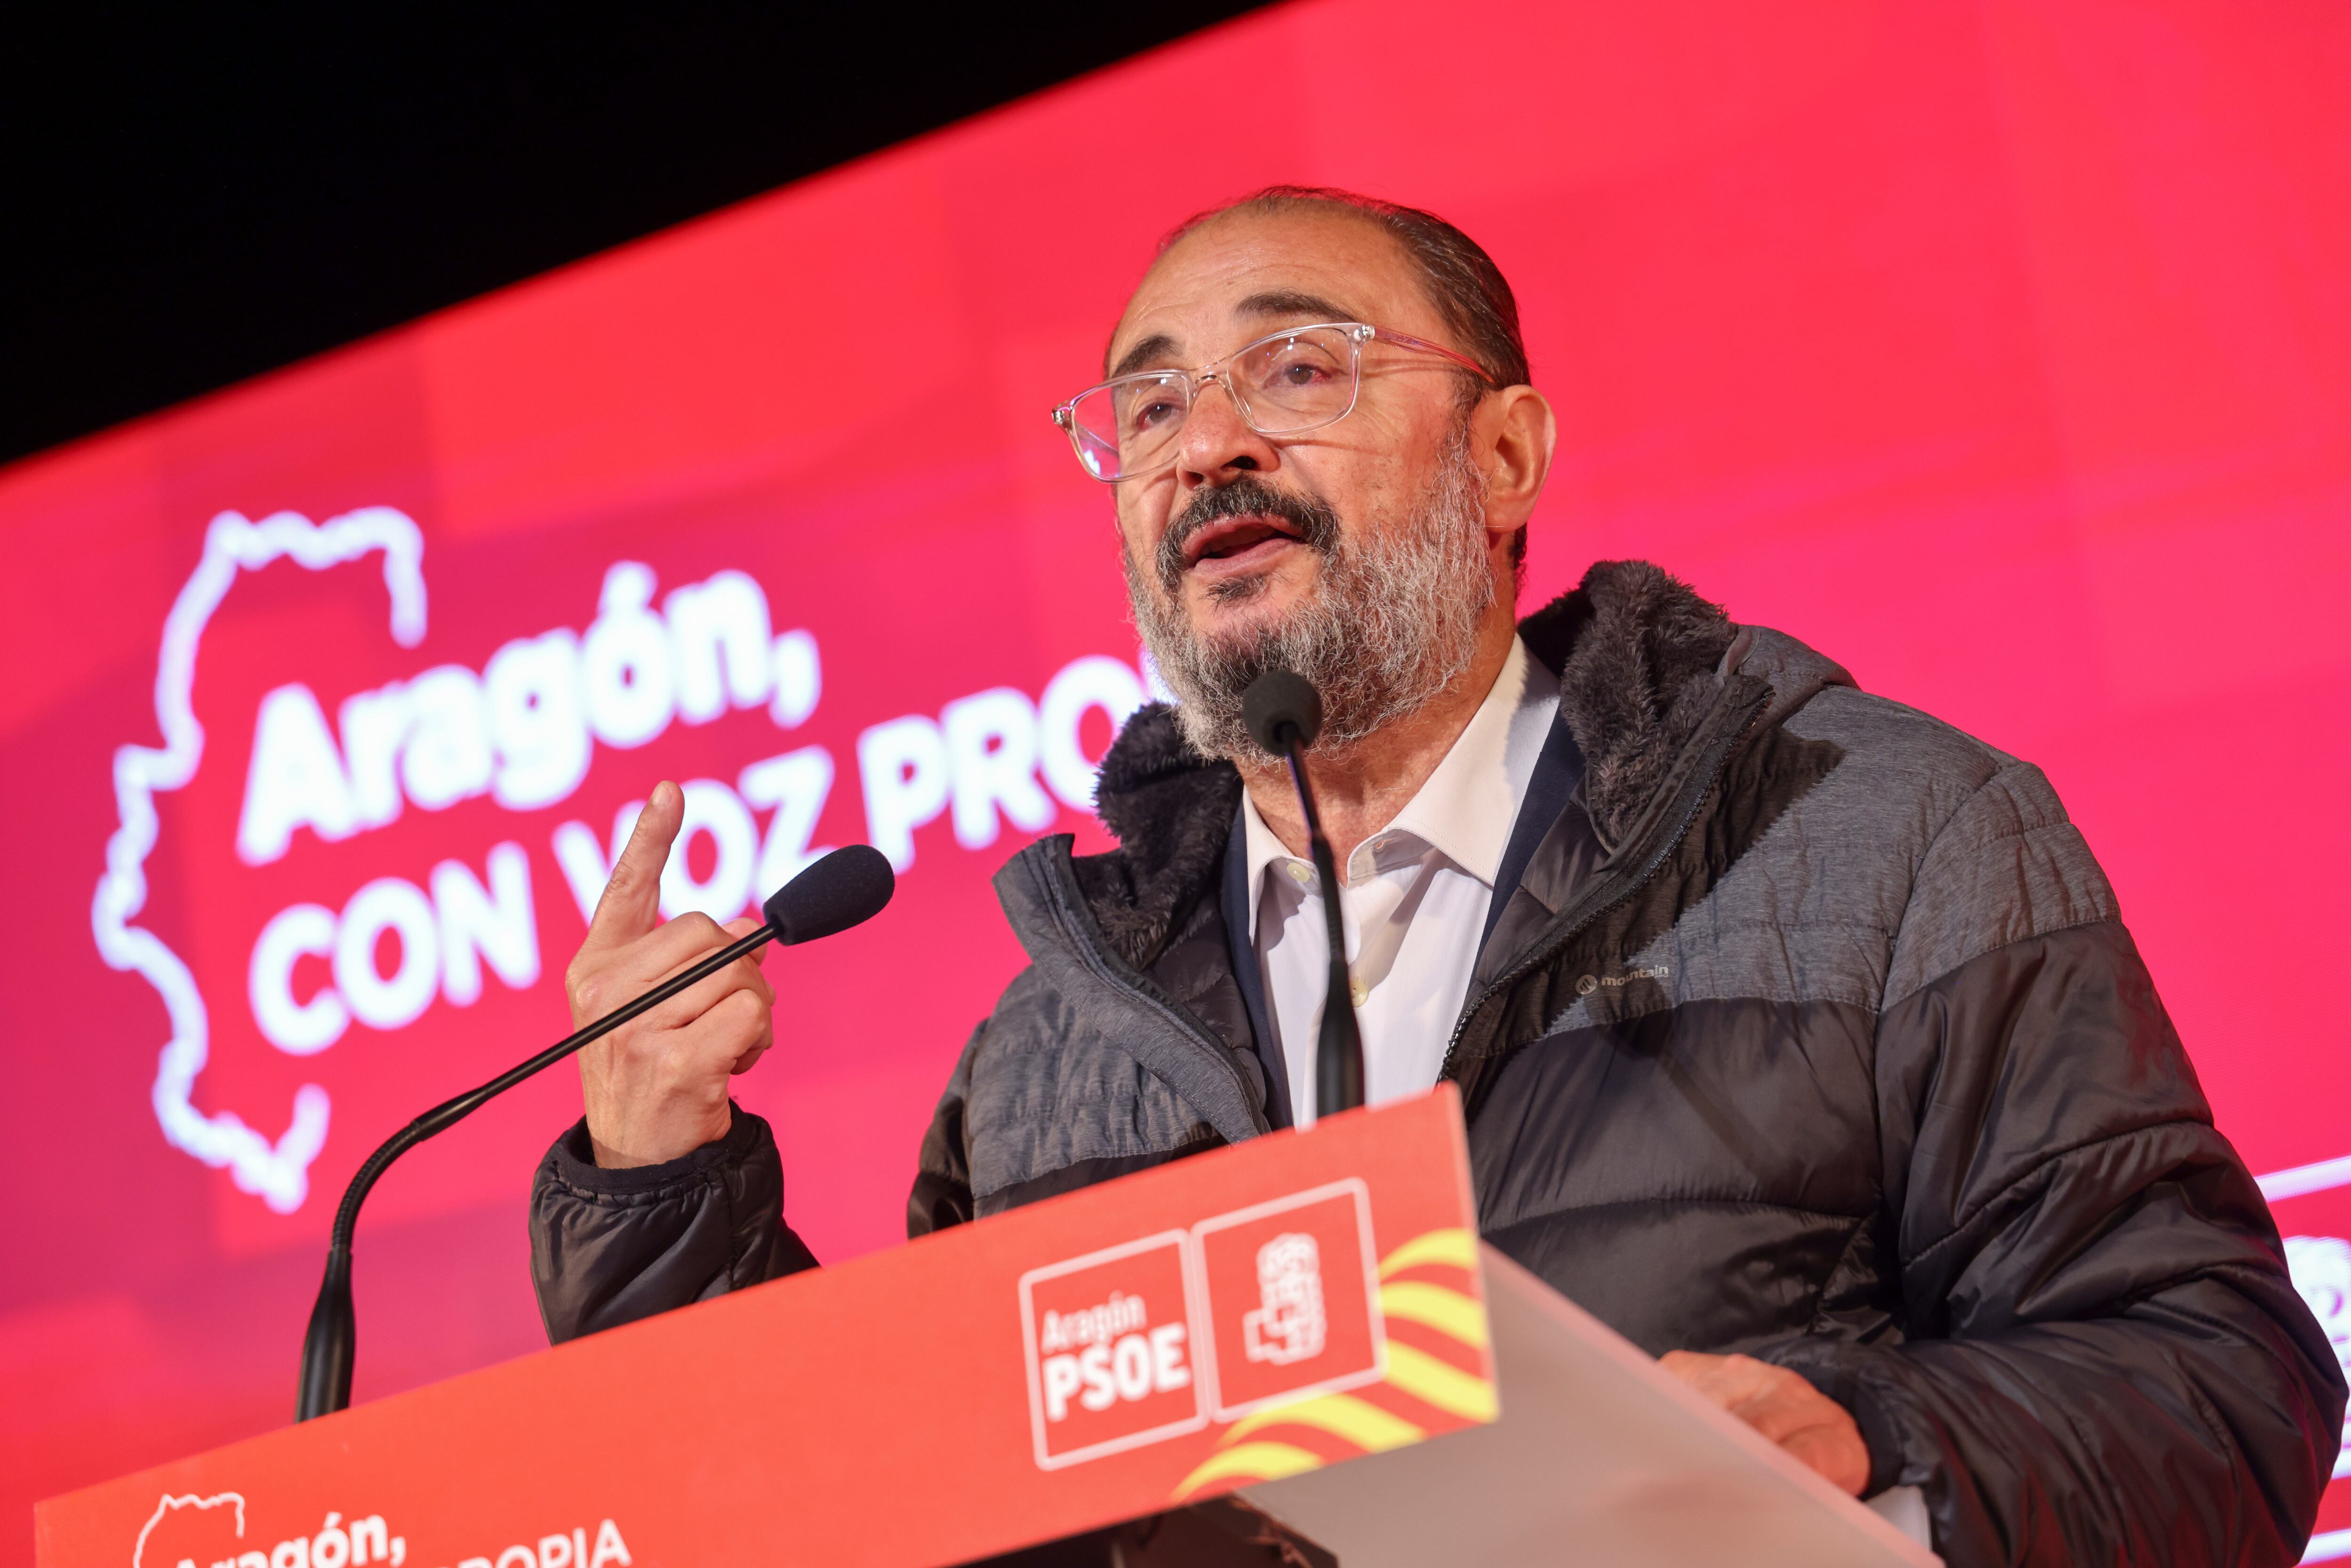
[{"xmin": 92, "ymin": 507, "xmax": 426, "ymax": 1213}]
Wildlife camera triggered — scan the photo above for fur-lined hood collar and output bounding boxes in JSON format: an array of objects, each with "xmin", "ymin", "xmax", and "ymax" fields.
[{"xmin": 1070, "ymin": 559, "xmax": 1852, "ymax": 966}]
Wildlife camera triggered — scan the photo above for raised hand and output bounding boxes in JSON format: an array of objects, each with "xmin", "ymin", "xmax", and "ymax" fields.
[
  {"xmin": 568, "ymin": 780, "xmax": 777, "ymax": 1169},
  {"xmin": 1659, "ymin": 1350, "xmax": 1872, "ymax": 1497}
]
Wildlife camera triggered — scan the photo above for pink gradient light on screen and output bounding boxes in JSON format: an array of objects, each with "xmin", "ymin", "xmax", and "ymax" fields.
[{"xmin": 0, "ymin": 0, "xmax": 2345, "ymax": 1557}]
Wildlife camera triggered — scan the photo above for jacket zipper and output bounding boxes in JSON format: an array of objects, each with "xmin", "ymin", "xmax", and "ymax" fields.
[
  {"xmin": 1032, "ymin": 850, "xmax": 1267, "ymax": 1133},
  {"xmin": 1437, "ymin": 685, "xmax": 1769, "ymax": 1098}
]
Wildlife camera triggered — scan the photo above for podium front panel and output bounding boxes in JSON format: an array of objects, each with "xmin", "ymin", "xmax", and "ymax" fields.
[{"xmin": 37, "ymin": 1089, "xmax": 1492, "ymax": 1568}]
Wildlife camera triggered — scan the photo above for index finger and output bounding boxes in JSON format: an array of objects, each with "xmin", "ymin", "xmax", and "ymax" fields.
[{"xmin": 584, "ymin": 780, "xmax": 682, "ymax": 950}]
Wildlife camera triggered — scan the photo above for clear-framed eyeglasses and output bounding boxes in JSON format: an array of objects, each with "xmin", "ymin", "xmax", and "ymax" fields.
[{"xmin": 1050, "ymin": 321, "xmax": 1497, "ymax": 483}]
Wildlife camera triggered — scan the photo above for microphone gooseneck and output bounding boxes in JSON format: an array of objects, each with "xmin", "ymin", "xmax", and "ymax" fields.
[
  {"xmin": 294, "ymin": 844, "xmax": 895, "ymax": 1422},
  {"xmin": 1241, "ymin": 669, "xmax": 1365, "ymax": 1122}
]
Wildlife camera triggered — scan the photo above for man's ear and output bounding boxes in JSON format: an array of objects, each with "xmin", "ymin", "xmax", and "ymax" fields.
[{"xmin": 1478, "ymin": 385, "xmax": 1557, "ymax": 541}]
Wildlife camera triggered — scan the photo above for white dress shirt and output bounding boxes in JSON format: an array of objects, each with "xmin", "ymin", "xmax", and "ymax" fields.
[{"xmin": 1243, "ymin": 635, "xmax": 1561, "ymax": 1127}]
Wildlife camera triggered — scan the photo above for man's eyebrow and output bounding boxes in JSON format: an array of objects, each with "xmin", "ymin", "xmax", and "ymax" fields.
[
  {"xmin": 1235, "ymin": 289, "xmax": 1357, "ymax": 323},
  {"xmin": 1103, "ymin": 292, "xmax": 1361, "ymax": 380},
  {"xmin": 1106, "ymin": 331, "xmax": 1181, "ymax": 381}
]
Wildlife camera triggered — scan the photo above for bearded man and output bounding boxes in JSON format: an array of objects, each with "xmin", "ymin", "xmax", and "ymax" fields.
[{"xmin": 529, "ymin": 188, "xmax": 2341, "ymax": 1564}]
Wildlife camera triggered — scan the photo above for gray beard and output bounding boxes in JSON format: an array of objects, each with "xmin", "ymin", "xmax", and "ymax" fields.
[{"xmin": 1125, "ymin": 425, "xmax": 1496, "ymax": 763}]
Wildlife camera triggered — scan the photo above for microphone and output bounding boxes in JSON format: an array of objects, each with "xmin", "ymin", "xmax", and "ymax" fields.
[
  {"xmin": 1242, "ymin": 670, "xmax": 1365, "ymax": 1121},
  {"xmin": 294, "ymin": 844, "xmax": 895, "ymax": 1422}
]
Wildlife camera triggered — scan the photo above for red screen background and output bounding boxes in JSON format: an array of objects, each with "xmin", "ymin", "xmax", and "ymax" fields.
[{"xmin": 5, "ymin": 0, "xmax": 2349, "ymax": 1556}]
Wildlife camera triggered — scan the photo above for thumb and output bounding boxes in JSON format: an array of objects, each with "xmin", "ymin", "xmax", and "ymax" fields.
[{"xmin": 587, "ymin": 780, "xmax": 681, "ymax": 946}]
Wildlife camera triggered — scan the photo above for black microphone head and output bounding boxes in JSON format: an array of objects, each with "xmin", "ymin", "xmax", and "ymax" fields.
[
  {"xmin": 1242, "ymin": 668, "xmax": 1323, "ymax": 753},
  {"xmin": 762, "ymin": 844, "xmax": 895, "ymax": 946}
]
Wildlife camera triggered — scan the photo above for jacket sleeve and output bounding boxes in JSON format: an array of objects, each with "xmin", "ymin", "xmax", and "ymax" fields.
[
  {"xmin": 529, "ymin": 1103, "xmax": 817, "ymax": 1344},
  {"xmin": 1767, "ymin": 761, "xmax": 2344, "ymax": 1566},
  {"xmin": 907, "ymin": 1019, "xmax": 986, "ymax": 1238}
]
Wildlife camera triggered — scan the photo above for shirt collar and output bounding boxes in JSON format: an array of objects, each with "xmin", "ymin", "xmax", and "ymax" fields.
[{"xmin": 1239, "ymin": 634, "xmax": 1562, "ymax": 938}]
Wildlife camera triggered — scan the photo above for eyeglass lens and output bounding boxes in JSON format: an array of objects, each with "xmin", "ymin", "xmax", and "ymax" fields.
[{"xmin": 1066, "ymin": 326, "xmax": 1362, "ymax": 481}]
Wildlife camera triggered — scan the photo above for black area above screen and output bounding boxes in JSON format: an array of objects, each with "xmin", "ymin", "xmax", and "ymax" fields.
[{"xmin": 0, "ymin": 3, "xmax": 1266, "ymax": 466}]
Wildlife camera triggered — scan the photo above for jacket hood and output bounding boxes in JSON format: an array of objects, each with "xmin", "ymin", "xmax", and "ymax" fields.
[
  {"xmin": 1074, "ymin": 695, "xmax": 1240, "ymax": 971},
  {"xmin": 1073, "ymin": 559, "xmax": 1855, "ymax": 964},
  {"xmin": 1733, "ymin": 622, "xmax": 1857, "ymax": 731}
]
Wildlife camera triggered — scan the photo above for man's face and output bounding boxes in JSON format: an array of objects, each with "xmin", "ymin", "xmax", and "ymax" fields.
[{"xmin": 1105, "ymin": 208, "xmax": 1491, "ymax": 652}]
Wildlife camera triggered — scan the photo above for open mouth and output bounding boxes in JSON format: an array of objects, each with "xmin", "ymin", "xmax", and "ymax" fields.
[{"xmin": 1182, "ymin": 513, "xmax": 1309, "ymax": 573}]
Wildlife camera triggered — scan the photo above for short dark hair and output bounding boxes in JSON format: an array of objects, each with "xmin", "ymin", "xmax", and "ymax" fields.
[
  {"xmin": 1161, "ymin": 185, "xmax": 1531, "ymax": 389},
  {"xmin": 1161, "ymin": 186, "xmax": 1534, "ymax": 575}
]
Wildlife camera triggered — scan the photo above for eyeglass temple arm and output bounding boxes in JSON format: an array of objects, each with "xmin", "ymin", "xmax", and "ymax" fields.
[{"xmin": 1367, "ymin": 326, "xmax": 1500, "ymax": 385}]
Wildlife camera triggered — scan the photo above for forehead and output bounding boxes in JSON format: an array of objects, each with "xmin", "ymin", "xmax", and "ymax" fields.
[{"xmin": 1106, "ymin": 207, "xmax": 1440, "ymax": 373}]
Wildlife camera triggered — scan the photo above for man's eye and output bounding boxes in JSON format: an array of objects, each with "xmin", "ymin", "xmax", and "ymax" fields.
[
  {"xmin": 1127, "ymin": 397, "xmax": 1183, "ymax": 432},
  {"xmin": 1250, "ymin": 345, "xmax": 1342, "ymax": 392}
]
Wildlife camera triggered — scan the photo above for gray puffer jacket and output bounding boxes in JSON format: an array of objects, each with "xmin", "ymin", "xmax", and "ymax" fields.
[{"xmin": 531, "ymin": 560, "xmax": 2342, "ymax": 1565}]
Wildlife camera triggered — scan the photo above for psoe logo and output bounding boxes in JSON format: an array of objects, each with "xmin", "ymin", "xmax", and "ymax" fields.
[
  {"xmin": 1242, "ymin": 1233, "xmax": 1327, "ymax": 1366},
  {"xmin": 1019, "ymin": 1232, "xmax": 1207, "ymax": 1469},
  {"xmin": 1191, "ymin": 1179, "xmax": 1385, "ymax": 1421}
]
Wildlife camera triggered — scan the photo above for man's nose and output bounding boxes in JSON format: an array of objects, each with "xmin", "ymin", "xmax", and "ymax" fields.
[{"xmin": 1176, "ymin": 377, "xmax": 1279, "ymax": 484}]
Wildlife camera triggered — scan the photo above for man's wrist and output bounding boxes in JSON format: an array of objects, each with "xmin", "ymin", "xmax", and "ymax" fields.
[
  {"xmin": 589, "ymin": 1103, "xmax": 734, "ymax": 1169},
  {"xmin": 1767, "ymin": 1347, "xmax": 1906, "ymax": 1498}
]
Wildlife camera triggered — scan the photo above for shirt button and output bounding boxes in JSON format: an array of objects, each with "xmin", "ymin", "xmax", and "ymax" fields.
[
  {"xmin": 1286, "ymin": 863, "xmax": 1314, "ymax": 886},
  {"xmin": 1350, "ymin": 980, "xmax": 1370, "ymax": 1007}
]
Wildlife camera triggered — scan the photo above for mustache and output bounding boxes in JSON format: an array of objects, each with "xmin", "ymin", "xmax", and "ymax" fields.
[{"xmin": 1155, "ymin": 477, "xmax": 1342, "ymax": 596}]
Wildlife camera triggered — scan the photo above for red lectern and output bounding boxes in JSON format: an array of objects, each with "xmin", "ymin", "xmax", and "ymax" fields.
[{"xmin": 36, "ymin": 1088, "xmax": 1935, "ymax": 1567}]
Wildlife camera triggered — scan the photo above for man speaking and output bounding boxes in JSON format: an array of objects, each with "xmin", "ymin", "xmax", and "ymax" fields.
[{"xmin": 528, "ymin": 188, "xmax": 2341, "ymax": 1562}]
